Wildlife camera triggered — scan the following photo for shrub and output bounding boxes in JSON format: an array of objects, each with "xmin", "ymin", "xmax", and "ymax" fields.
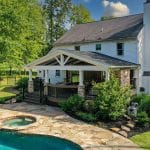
[
  {"xmin": 94, "ymin": 75, "xmax": 131, "ymax": 121},
  {"xmin": 16, "ymin": 77, "xmax": 29, "ymax": 89},
  {"xmin": 75, "ymin": 112, "xmax": 97, "ymax": 122},
  {"xmin": 131, "ymin": 94, "xmax": 146, "ymax": 105},
  {"xmin": 16, "ymin": 96, "xmax": 23, "ymax": 103},
  {"xmin": 139, "ymin": 96, "xmax": 150, "ymax": 117},
  {"xmin": 83, "ymin": 100, "xmax": 96, "ymax": 113},
  {"xmin": 0, "ymin": 96, "xmax": 15, "ymax": 104},
  {"xmin": 136, "ymin": 111, "xmax": 150, "ymax": 127},
  {"xmin": 59, "ymin": 95, "xmax": 85, "ymax": 113}
]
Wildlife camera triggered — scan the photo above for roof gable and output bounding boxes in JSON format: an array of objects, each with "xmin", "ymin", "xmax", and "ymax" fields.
[
  {"xmin": 25, "ymin": 49, "xmax": 139, "ymax": 70},
  {"xmin": 55, "ymin": 14, "xmax": 143, "ymax": 46}
]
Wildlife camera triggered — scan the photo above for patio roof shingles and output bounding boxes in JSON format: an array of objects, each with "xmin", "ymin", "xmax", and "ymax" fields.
[{"xmin": 62, "ymin": 50, "xmax": 139, "ymax": 68}]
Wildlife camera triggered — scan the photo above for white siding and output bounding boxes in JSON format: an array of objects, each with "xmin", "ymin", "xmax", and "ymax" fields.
[
  {"xmin": 142, "ymin": 2, "xmax": 150, "ymax": 93},
  {"xmin": 54, "ymin": 40, "xmax": 138, "ymax": 63},
  {"xmin": 53, "ymin": 45, "xmax": 74, "ymax": 51},
  {"xmin": 143, "ymin": 2, "xmax": 150, "ymax": 71},
  {"xmin": 48, "ymin": 70, "xmax": 65, "ymax": 84},
  {"xmin": 137, "ymin": 28, "xmax": 144, "ymax": 90}
]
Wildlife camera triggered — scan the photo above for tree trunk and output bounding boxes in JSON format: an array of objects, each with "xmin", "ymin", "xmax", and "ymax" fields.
[{"xmin": 9, "ymin": 66, "xmax": 12, "ymax": 76}]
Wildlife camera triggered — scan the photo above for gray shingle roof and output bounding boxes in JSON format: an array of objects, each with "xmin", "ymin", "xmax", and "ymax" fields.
[
  {"xmin": 58, "ymin": 50, "xmax": 139, "ymax": 67},
  {"xmin": 55, "ymin": 14, "xmax": 143, "ymax": 46}
]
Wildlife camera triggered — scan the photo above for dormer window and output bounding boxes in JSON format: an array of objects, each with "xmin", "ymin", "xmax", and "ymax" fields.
[
  {"xmin": 117, "ymin": 43, "xmax": 124, "ymax": 56},
  {"xmin": 96, "ymin": 44, "xmax": 101, "ymax": 51},
  {"xmin": 75, "ymin": 46, "xmax": 80, "ymax": 51}
]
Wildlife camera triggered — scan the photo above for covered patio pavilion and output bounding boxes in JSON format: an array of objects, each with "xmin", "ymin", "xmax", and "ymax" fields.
[{"xmin": 25, "ymin": 49, "xmax": 139, "ymax": 100}]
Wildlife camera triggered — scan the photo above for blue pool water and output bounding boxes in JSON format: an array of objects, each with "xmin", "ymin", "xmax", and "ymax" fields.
[{"xmin": 0, "ymin": 131, "xmax": 83, "ymax": 150}]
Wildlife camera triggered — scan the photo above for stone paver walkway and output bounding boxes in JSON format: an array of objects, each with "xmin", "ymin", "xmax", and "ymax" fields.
[{"xmin": 0, "ymin": 103, "xmax": 140, "ymax": 150}]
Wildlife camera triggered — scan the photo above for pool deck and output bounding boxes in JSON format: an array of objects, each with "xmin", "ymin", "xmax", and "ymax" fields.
[{"xmin": 0, "ymin": 102, "xmax": 140, "ymax": 150}]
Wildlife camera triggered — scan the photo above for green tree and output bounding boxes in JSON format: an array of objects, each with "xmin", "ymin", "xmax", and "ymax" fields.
[
  {"xmin": 44, "ymin": 0, "xmax": 72, "ymax": 53},
  {"xmin": 44, "ymin": 2, "xmax": 93, "ymax": 54},
  {"xmin": 71, "ymin": 4, "xmax": 94, "ymax": 25},
  {"xmin": 0, "ymin": 0, "xmax": 46, "ymax": 74},
  {"xmin": 101, "ymin": 16, "xmax": 115, "ymax": 21},
  {"xmin": 94, "ymin": 75, "xmax": 131, "ymax": 121}
]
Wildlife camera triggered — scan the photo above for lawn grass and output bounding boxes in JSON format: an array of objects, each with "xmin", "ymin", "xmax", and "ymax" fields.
[
  {"xmin": 130, "ymin": 132, "xmax": 150, "ymax": 150},
  {"xmin": 0, "ymin": 86, "xmax": 16, "ymax": 103},
  {"xmin": 144, "ymin": 95, "xmax": 150, "ymax": 100}
]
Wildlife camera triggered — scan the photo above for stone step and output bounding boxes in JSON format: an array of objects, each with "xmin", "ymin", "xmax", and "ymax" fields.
[
  {"xmin": 25, "ymin": 94, "xmax": 40, "ymax": 98},
  {"xmin": 126, "ymin": 123, "xmax": 135, "ymax": 129},
  {"xmin": 25, "ymin": 94, "xmax": 41, "ymax": 104},
  {"xmin": 24, "ymin": 99, "xmax": 41, "ymax": 104},
  {"xmin": 118, "ymin": 130, "xmax": 128, "ymax": 137},
  {"xmin": 121, "ymin": 125, "xmax": 131, "ymax": 132},
  {"xmin": 110, "ymin": 120, "xmax": 135, "ymax": 138},
  {"xmin": 25, "ymin": 96, "xmax": 40, "ymax": 100},
  {"xmin": 110, "ymin": 127, "xmax": 129, "ymax": 138},
  {"xmin": 110, "ymin": 127, "xmax": 121, "ymax": 132}
]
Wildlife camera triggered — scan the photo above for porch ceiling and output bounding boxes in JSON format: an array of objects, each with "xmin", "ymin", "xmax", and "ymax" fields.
[{"xmin": 25, "ymin": 49, "xmax": 139, "ymax": 71}]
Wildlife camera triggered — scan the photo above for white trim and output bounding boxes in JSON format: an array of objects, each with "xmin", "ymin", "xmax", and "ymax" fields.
[
  {"xmin": 32, "ymin": 65, "xmax": 107, "ymax": 71},
  {"xmin": 61, "ymin": 50, "xmax": 108, "ymax": 67},
  {"xmin": 25, "ymin": 51, "xmax": 62, "ymax": 68},
  {"xmin": 55, "ymin": 57, "xmax": 61, "ymax": 65},
  {"xmin": 60, "ymin": 54, "xmax": 64, "ymax": 66},
  {"xmin": 105, "ymin": 71, "xmax": 110, "ymax": 81},
  {"xmin": 29, "ymin": 70, "xmax": 32, "ymax": 81},
  {"xmin": 79, "ymin": 71, "xmax": 84, "ymax": 86},
  {"xmin": 25, "ymin": 49, "xmax": 138, "ymax": 70},
  {"xmin": 25, "ymin": 50, "xmax": 109, "ymax": 69},
  {"xmin": 110, "ymin": 66, "xmax": 139, "ymax": 69},
  {"xmin": 44, "ymin": 70, "xmax": 49, "ymax": 83},
  {"xmin": 64, "ymin": 56, "xmax": 70, "ymax": 65}
]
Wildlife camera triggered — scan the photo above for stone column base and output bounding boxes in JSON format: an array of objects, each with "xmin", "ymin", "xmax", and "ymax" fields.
[
  {"xmin": 78, "ymin": 85, "xmax": 85, "ymax": 98},
  {"xmin": 44, "ymin": 84, "xmax": 48, "ymax": 96},
  {"xmin": 28, "ymin": 81, "xmax": 34, "ymax": 93},
  {"xmin": 120, "ymin": 69, "xmax": 130, "ymax": 86}
]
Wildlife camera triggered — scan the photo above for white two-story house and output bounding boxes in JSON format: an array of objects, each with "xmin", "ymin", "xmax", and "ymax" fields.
[{"xmin": 25, "ymin": 0, "xmax": 150, "ymax": 100}]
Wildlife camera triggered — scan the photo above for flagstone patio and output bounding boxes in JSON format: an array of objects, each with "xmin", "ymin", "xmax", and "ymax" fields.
[{"xmin": 0, "ymin": 102, "xmax": 140, "ymax": 150}]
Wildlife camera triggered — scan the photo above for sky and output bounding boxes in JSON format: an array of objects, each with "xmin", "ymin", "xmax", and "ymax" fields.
[{"xmin": 72, "ymin": 0, "xmax": 144, "ymax": 20}]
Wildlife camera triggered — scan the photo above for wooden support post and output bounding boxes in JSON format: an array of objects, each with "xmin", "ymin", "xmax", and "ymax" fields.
[
  {"xmin": 44, "ymin": 70, "xmax": 49, "ymax": 84},
  {"xmin": 28, "ymin": 69, "xmax": 34, "ymax": 93},
  {"xmin": 79, "ymin": 70, "xmax": 84, "ymax": 86},
  {"xmin": 105, "ymin": 71, "xmax": 110, "ymax": 81},
  {"xmin": 29, "ymin": 69, "xmax": 32, "ymax": 81},
  {"xmin": 78, "ymin": 71, "xmax": 85, "ymax": 97}
]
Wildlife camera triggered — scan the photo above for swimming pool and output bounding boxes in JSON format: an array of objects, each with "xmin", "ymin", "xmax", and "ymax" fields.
[{"xmin": 0, "ymin": 131, "xmax": 83, "ymax": 150}]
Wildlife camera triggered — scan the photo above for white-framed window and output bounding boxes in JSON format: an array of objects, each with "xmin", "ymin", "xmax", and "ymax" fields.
[
  {"xmin": 117, "ymin": 43, "xmax": 124, "ymax": 56},
  {"xmin": 96, "ymin": 44, "xmax": 101, "ymax": 51},
  {"xmin": 55, "ymin": 70, "xmax": 60, "ymax": 77}
]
